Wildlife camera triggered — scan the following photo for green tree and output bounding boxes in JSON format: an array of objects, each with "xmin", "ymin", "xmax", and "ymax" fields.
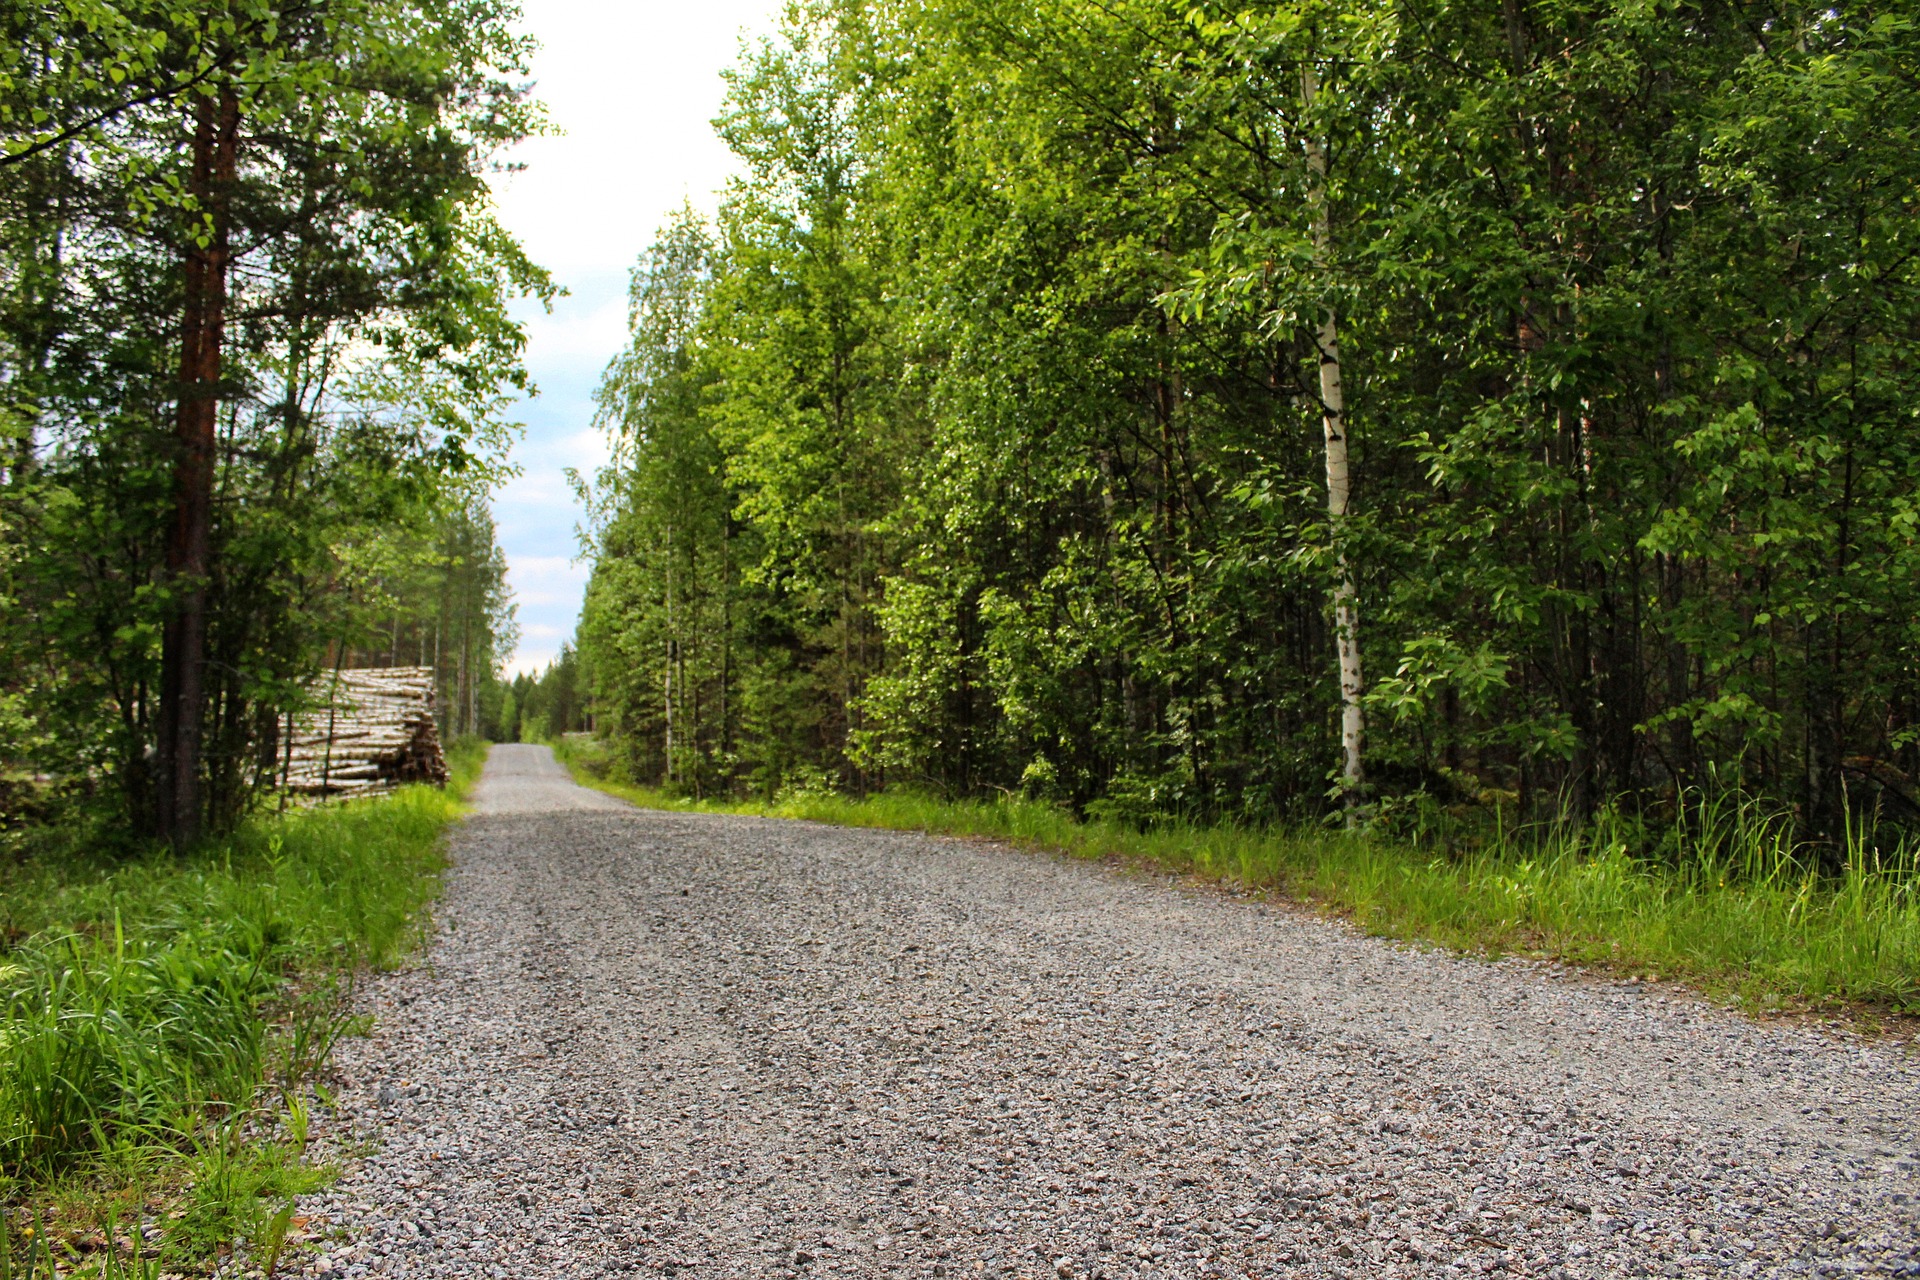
[{"xmin": 0, "ymin": 0, "xmax": 546, "ymax": 840}]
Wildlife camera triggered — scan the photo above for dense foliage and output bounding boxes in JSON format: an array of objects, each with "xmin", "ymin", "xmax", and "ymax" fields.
[
  {"xmin": 0, "ymin": 0, "xmax": 539, "ymax": 841},
  {"xmin": 581, "ymin": 0, "xmax": 1920, "ymax": 839}
]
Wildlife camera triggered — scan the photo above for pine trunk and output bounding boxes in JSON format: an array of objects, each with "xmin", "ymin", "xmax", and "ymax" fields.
[{"xmin": 157, "ymin": 87, "xmax": 239, "ymax": 846}]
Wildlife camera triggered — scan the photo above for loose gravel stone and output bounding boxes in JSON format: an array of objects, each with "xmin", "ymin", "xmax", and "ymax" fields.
[{"xmin": 287, "ymin": 745, "xmax": 1920, "ymax": 1279}]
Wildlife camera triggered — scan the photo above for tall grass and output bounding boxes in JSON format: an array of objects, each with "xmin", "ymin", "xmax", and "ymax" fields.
[
  {"xmin": 557, "ymin": 739, "xmax": 1920, "ymax": 1015},
  {"xmin": 0, "ymin": 737, "xmax": 484, "ymax": 1271}
]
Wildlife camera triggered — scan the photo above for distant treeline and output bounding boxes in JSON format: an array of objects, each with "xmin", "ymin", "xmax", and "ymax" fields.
[
  {"xmin": 496, "ymin": 645, "xmax": 588, "ymax": 746},
  {"xmin": 0, "ymin": 1, "xmax": 540, "ymax": 843},
  {"xmin": 579, "ymin": 0, "xmax": 1920, "ymax": 837}
]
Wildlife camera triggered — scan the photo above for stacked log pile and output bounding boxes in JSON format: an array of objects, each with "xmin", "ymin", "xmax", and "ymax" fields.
[{"xmin": 283, "ymin": 666, "xmax": 448, "ymax": 800}]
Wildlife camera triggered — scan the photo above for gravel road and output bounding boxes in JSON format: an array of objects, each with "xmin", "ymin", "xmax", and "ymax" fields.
[{"xmin": 291, "ymin": 744, "xmax": 1919, "ymax": 1279}]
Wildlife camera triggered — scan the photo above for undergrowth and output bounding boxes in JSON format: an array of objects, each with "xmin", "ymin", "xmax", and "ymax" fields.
[
  {"xmin": 0, "ymin": 737, "xmax": 486, "ymax": 1276},
  {"xmin": 554, "ymin": 737, "xmax": 1920, "ymax": 1021}
]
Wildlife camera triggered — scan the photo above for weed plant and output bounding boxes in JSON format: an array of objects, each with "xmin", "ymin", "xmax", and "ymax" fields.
[
  {"xmin": 0, "ymin": 738, "xmax": 485, "ymax": 1274},
  {"xmin": 556, "ymin": 738, "xmax": 1919, "ymax": 1016}
]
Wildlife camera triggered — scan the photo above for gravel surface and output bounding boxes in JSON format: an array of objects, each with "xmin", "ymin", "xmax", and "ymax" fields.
[{"xmin": 289, "ymin": 744, "xmax": 1920, "ymax": 1279}]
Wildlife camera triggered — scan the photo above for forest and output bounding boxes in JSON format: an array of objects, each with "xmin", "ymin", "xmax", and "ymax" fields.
[
  {"xmin": 0, "ymin": 0, "xmax": 533, "ymax": 846},
  {"xmin": 580, "ymin": 0, "xmax": 1920, "ymax": 847}
]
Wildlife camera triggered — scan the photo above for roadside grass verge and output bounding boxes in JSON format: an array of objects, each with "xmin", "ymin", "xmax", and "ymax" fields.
[
  {"xmin": 554, "ymin": 738, "xmax": 1919, "ymax": 1023},
  {"xmin": 0, "ymin": 738, "xmax": 485, "ymax": 1276}
]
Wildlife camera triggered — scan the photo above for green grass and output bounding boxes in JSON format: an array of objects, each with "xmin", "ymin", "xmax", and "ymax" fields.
[
  {"xmin": 0, "ymin": 737, "xmax": 485, "ymax": 1276},
  {"xmin": 555, "ymin": 737, "xmax": 1920, "ymax": 1023}
]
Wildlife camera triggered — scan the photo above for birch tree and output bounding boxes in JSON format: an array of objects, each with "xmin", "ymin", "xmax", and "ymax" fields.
[{"xmin": 1301, "ymin": 57, "xmax": 1365, "ymax": 802}]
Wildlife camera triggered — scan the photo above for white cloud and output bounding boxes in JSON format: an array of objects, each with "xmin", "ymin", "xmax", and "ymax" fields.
[
  {"xmin": 509, "ymin": 426, "xmax": 608, "ymax": 472},
  {"xmin": 491, "ymin": 1, "xmax": 777, "ymax": 277},
  {"xmin": 497, "ymin": 468, "xmax": 587, "ymax": 511},
  {"xmin": 506, "ymin": 555, "xmax": 591, "ymax": 610},
  {"xmin": 512, "ymin": 281, "xmax": 632, "ymax": 384},
  {"xmin": 507, "ymin": 648, "xmax": 561, "ymax": 677}
]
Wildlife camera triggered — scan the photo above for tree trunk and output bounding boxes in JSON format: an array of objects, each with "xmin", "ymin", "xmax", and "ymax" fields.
[
  {"xmin": 458, "ymin": 585, "xmax": 471, "ymax": 738},
  {"xmin": 721, "ymin": 514, "xmax": 732, "ymax": 763},
  {"xmin": 157, "ymin": 87, "xmax": 239, "ymax": 846},
  {"xmin": 1302, "ymin": 64, "xmax": 1365, "ymax": 805},
  {"xmin": 8, "ymin": 154, "xmax": 63, "ymax": 483},
  {"xmin": 665, "ymin": 524, "xmax": 676, "ymax": 782}
]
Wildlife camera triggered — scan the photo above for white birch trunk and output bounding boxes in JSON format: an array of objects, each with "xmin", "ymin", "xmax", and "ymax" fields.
[{"xmin": 1303, "ymin": 63, "xmax": 1366, "ymax": 801}]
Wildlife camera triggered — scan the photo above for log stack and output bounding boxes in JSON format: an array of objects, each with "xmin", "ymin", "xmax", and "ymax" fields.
[{"xmin": 283, "ymin": 666, "xmax": 449, "ymax": 800}]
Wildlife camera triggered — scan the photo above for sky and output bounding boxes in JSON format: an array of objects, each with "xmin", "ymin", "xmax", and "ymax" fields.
[{"xmin": 488, "ymin": 0, "xmax": 786, "ymax": 676}]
